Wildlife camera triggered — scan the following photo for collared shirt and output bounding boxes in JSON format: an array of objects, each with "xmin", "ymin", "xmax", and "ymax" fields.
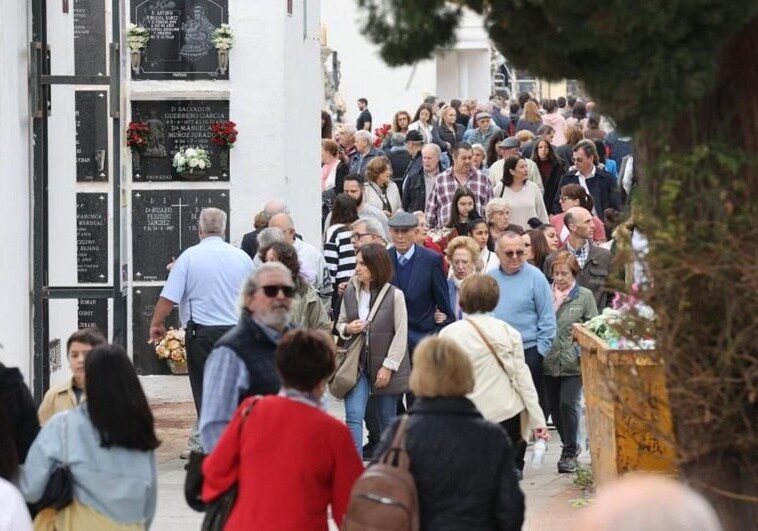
[
  {"xmin": 37, "ymin": 377, "xmax": 84, "ymax": 425},
  {"xmin": 566, "ymin": 238, "xmax": 592, "ymax": 269},
  {"xmin": 199, "ymin": 317, "xmax": 287, "ymax": 452},
  {"xmin": 161, "ymin": 236, "xmax": 254, "ymax": 327},
  {"xmin": 278, "ymin": 388, "xmax": 327, "ymax": 411},
  {"xmin": 577, "ymin": 167, "xmax": 598, "ymax": 215},
  {"xmin": 425, "ymin": 167, "xmax": 492, "ymax": 229},
  {"xmin": 396, "ymin": 245, "xmax": 416, "ymax": 265}
]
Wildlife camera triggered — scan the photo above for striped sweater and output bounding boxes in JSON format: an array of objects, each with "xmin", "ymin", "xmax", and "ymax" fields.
[{"xmin": 323, "ymin": 224, "xmax": 355, "ymax": 286}]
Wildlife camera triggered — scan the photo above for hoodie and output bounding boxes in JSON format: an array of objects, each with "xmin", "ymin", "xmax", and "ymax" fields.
[
  {"xmin": 541, "ymin": 112, "xmax": 568, "ymax": 146},
  {"xmin": 0, "ymin": 363, "xmax": 40, "ymax": 463}
]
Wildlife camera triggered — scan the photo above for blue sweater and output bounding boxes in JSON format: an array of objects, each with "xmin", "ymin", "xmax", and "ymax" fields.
[{"xmin": 488, "ymin": 263, "xmax": 557, "ymax": 356}]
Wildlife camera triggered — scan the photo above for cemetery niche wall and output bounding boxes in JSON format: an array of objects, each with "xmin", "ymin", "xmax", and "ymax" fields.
[
  {"xmin": 131, "ymin": 100, "xmax": 230, "ymax": 181},
  {"xmin": 131, "ymin": 0, "xmax": 229, "ymax": 80}
]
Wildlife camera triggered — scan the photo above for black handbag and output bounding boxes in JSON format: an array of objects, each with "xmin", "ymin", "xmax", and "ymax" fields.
[
  {"xmin": 196, "ymin": 398, "xmax": 260, "ymax": 531},
  {"xmin": 37, "ymin": 412, "xmax": 73, "ymax": 510}
]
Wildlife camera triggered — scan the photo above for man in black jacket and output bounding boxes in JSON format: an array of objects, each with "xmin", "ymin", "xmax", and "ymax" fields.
[
  {"xmin": 385, "ymin": 133, "xmax": 412, "ymax": 189},
  {"xmin": 552, "ymin": 140, "xmax": 620, "ymax": 220},
  {"xmin": 402, "ymin": 143, "xmax": 443, "ymax": 213},
  {"xmin": 398, "ymin": 130, "xmax": 424, "ymax": 190}
]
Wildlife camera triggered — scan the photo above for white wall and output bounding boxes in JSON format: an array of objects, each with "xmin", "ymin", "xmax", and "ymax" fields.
[
  {"xmin": 0, "ymin": 0, "xmax": 32, "ymax": 381},
  {"xmin": 320, "ymin": 2, "xmax": 491, "ymax": 127},
  {"xmin": 320, "ymin": 0, "xmax": 437, "ymax": 128}
]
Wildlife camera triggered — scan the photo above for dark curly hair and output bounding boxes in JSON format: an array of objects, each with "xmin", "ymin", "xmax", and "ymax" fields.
[{"xmin": 260, "ymin": 241, "xmax": 301, "ymax": 287}]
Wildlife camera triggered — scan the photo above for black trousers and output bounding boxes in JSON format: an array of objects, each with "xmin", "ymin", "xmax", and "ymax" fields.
[
  {"xmin": 524, "ymin": 346, "xmax": 549, "ymax": 422},
  {"xmin": 499, "ymin": 415, "xmax": 527, "ymax": 473},
  {"xmin": 543, "ymin": 375, "xmax": 583, "ymax": 457},
  {"xmin": 185, "ymin": 323, "xmax": 232, "ymax": 415}
]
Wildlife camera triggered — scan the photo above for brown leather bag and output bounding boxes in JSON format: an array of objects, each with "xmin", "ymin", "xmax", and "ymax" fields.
[{"xmin": 342, "ymin": 416, "xmax": 420, "ymax": 531}]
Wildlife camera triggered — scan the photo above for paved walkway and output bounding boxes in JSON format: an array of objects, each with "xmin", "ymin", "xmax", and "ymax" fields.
[{"xmin": 152, "ymin": 400, "xmax": 589, "ymax": 530}]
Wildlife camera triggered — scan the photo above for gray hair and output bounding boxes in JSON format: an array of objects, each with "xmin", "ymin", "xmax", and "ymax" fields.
[
  {"xmin": 198, "ymin": 208, "xmax": 227, "ymax": 236},
  {"xmin": 263, "ymin": 198, "xmax": 288, "ymax": 217},
  {"xmin": 352, "ymin": 217, "xmax": 386, "ymax": 241},
  {"xmin": 340, "ymin": 124, "xmax": 357, "ymax": 138},
  {"xmin": 471, "ymin": 143, "xmax": 486, "ymax": 156},
  {"xmin": 495, "ymin": 231, "xmax": 523, "ymax": 251},
  {"xmin": 390, "ymin": 132, "xmax": 406, "ymax": 147},
  {"xmin": 421, "ymin": 143, "xmax": 441, "ymax": 158},
  {"xmin": 257, "ymin": 227, "xmax": 285, "ymax": 250},
  {"xmin": 485, "ymin": 198, "xmax": 512, "ymax": 220},
  {"xmin": 354, "ymin": 130, "xmax": 374, "ymax": 145},
  {"xmin": 239, "ymin": 262, "xmax": 292, "ymax": 313}
]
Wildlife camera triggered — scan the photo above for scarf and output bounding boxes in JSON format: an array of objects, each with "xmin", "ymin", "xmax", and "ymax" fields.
[{"xmin": 552, "ymin": 281, "xmax": 575, "ymax": 311}]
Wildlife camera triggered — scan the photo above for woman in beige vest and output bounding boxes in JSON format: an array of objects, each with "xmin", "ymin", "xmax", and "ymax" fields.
[{"xmin": 336, "ymin": 243, "xmax": 410, "ymax": 458}]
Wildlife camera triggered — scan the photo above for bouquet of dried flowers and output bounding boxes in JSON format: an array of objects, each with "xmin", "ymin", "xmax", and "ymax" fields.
[{"xmin": 154, "ymin": 327, "xmax": 186, "ymax": 363}]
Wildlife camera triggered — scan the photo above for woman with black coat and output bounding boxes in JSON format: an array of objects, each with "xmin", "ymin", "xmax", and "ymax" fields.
[
  {"xmin": 437, "ymin": 105, "xmax": 465, "ymax": 153},
  {"xmin": 373, "ymin": 336, "xmax": 525, "ymax": 531},
  {"xmin": 531, "ymin": 136, "xmax": 565, "ymax": 213}
]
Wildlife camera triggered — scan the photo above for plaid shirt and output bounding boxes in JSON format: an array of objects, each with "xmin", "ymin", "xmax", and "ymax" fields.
[
  {"xmin": 566, "ymin": 239, "xmax": 591, "ymax": 269},
  {"xmin": 425, "ymin": 167, "xmax": 492, "ymax": 228}
]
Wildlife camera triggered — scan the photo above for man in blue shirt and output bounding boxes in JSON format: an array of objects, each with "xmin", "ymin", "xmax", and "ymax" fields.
[
  {"xmin": 149, "ymin": 207, "xmax": 253, "ymax": 453},
  {"xmin": 489, "ymin": 231, "xmax": 556, "ymax": 420}
]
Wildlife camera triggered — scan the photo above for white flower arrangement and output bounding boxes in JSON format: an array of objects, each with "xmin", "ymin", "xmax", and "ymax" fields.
[
  {"xmin": 126, "ymin": 23, "xmax": 150, "ymax": 51},
  {"xmin": 172, "ymin": 146, "xmax": 211, "ymax": 174},
  {"xmin": 211, "ymin": 23, "xmax": 234, "ymax": 50}
]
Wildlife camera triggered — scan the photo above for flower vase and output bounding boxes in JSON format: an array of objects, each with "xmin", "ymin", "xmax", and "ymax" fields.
[
  {"xmin": 130, "ymin": 50, "xmax": 142, "ymax": 74},
  {"xmin": 132, "ymin": 151, "xmax": 142, "ymax": 177},
  {"xmin": 168, "ymin": 359, "xmax": 188, "ymax": 375},
  {"xmin": 217, "ymin": 49, "xmax": 229, "ymax": 75},
  {"xmin": 219, "ymin": 148, "xmax": 230, "ymax": 177}
]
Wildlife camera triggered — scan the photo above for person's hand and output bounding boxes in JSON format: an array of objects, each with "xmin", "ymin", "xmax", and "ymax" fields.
[
  {"xmin": 337, "ymin": 282, "xmax": 348, "ymax": 295},
  {"xmin": 434, "ymin": 310, "xmax": 447, "ymax": 324},
  {"xmin": 375, "ymin": 367, "xmax": 392, "ymax": 389},
  {"xmin": 166, "ymin": 257, "xmax": 176, "ymax": 272},
  {"xmin": 149, "ymin": 323, "xmax": 166, "ymax": 344},
  {"xmin": 346, "ymin": 320, "xmax": 366, "ymax": 335},
  {"xmin": 534, "ymin": 427, "xmax": 550, "ymax": 441}
]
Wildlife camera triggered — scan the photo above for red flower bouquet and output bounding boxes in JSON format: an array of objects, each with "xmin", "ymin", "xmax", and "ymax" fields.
[
  {"xmin": 126, "ymin": 121, "xmax": 151, "ymax": 152},
  {"xmin": 210, "ymin": 120, "xmax": 238, "ymax": 148},
  {"xmin": 373, "ymin": 123, "xmax": 391, "ymax": 148}
]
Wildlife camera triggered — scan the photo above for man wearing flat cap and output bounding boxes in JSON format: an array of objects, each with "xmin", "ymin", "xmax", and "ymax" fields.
[
  {"xmin": 488, "ymin": 136, "xmax": 545, "ymax": 193},
  {"xmin": 463, "ymin": 110, "xmax": 501, "ymax": 148},
  {"xmin": 387, "ymin": 212, "xmax": 453, "ymax": 356}
]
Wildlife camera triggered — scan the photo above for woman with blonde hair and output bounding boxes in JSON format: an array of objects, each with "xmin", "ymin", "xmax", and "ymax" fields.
[
  {"xmin": 363, "ymin": 156, "xmax": 402, "ymax": 217},
  {"xmin": 439, "ymin": 274, "xmax": 549, "ymax": 478},
  {"xmin": 516, "ymin": 100, "xmax": 543, "ymax": 135},
  {"xmin": 444, "ymin": 236, "xmax": 481, "ymax": 321},
  {"xmin": 373, "ymin": 335, "xmax": 526, "ymax": 530},
  {"xmin": 485, "ymin": 198, "xmax": 523, "ymax": 242}
]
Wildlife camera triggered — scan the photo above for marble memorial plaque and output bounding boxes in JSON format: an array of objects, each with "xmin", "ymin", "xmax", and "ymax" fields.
[
  {"xmin": 77, "ymin": 298, "xmax": 109, "ymax": 337},
  {"xmin": 132, "ymin": 286, "xmax": 178, "ymax": 375},
  {"xmin": 131, "ymin": 189, "xmax": 229, "ymax": 281},
  {"xmin": 77, "ymin": 192, "xmax": 109, "ymax": 283},
  {"xmin": 75, "ymin": 91, "xmax": 108, "ymax": 182},
  {"xmin": 74, "ymin": 0, "xmax": 107, "ymax": 76},
  {"xmin": 131, "ymin": 100, "xmax": 229, "ymax": 182},
  {"xmin": 131, "ymin": 0, "xmax": 229, "ymax": 80}
]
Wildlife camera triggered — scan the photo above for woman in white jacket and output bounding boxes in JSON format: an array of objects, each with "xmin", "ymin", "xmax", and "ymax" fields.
[{"xmin": 439, "ymin": 274, "xmax": 549, "ymax": 478}]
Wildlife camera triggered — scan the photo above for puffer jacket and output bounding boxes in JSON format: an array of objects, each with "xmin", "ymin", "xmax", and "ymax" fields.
[
  {"xmin": 543, "ymin": 283, "xmax": 598, "ymax": 377},
  {"xmin": 373, "ymin": 397, "xmax": 524, "ymax": 531}
]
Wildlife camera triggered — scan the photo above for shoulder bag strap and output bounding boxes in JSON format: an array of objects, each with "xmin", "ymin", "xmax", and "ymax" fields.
[
  {"xmin": 380, "ymin": 414, "xmax": 411, "ymax": 469},
  {"xmin": 465, "ymin": 318, "xmax": 516, "ymax": 386},
  {"xmin": 366, "ymin": 283, "xmax": 391, "ymax": 324}
]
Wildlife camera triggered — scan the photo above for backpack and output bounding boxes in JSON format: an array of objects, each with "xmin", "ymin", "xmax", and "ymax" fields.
[{"xmin": 342, "ymin": 416, "xmax": 420, "ymax": 531}]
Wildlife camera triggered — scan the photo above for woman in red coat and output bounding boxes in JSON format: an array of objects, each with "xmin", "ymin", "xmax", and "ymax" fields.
[{"xmin": 201, "ymin": 330, "xmax": 363, "ymax": 530}]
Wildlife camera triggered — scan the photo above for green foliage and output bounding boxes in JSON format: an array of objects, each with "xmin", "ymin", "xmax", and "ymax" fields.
[
  {"xmin": 356, "ymin": 0, "xmax": 758, "ymax": 132},
  {"xmin": 574, "ymin": 465, "xmax": 595, "ymax": 489}
]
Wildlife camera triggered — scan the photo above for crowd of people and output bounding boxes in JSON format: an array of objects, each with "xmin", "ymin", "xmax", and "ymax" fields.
[{"xmin": 0, "ymin": 93, "xmax": 722, "ymax": 531}]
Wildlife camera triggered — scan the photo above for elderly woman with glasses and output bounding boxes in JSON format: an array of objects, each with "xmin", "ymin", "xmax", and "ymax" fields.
[
  {"xmin": 485, "ymin": 198, "xmax": 524, "ymax": 244},
  {"xmin": 444, "ymin": 236, "xmax": 481, "ymax": 321},
  {"xmin": 336, "ymin": 243, "xmax": 411, "ymax": 457}
]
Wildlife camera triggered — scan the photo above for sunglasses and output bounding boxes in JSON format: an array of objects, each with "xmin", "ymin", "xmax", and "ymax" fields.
[
  {"xmin": 500, "ymin": 250, "xmax": 526, "ymax": 258},
  {"xmin": 260, "ymin": 285, "xmax": 296, "ymax": 298}
]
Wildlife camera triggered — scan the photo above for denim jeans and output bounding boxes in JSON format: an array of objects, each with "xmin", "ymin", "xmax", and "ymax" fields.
[{"xmin": 344, "ymin": 372, "xmax": 400, "ymax": 458}]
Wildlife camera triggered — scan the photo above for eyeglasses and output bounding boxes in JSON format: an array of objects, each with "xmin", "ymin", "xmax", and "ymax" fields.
[
  {"xmin": 451, "ymin": 260, "xmax": 471, "ymax": 268},
  {"xmin": 260, "ymin": 285, "xmax": 296, "ymax": 298},
  {"xmin": 499, "ymin": 250, "xmax": 526, "ymax": 258},
  {"xmin": 351, "ymin": 232, "xmax": 371, "ymax": 240},
  {"xmin": 559, "ymin": 196, "xmax": 575, "ymax": 201}
]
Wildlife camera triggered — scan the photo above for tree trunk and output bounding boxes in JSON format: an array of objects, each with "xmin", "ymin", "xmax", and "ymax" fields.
[{"xmin": 638, "ymin": 15, "xmax": 758, "ymax": 530}]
